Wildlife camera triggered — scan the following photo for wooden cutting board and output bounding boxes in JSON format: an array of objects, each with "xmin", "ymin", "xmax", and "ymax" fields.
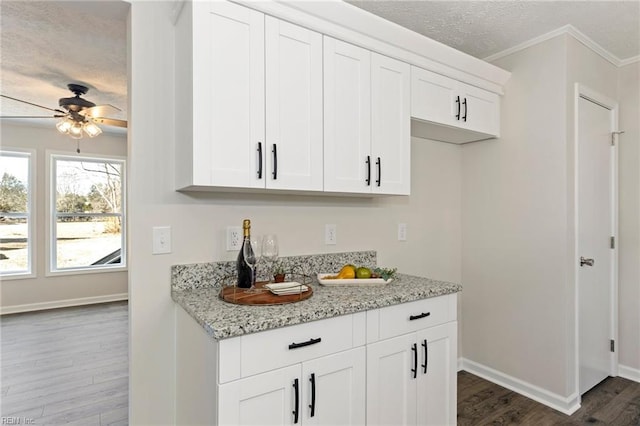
[{"xmin": 219, "ymin": 282, "xmax": 313, "ymax": 306}]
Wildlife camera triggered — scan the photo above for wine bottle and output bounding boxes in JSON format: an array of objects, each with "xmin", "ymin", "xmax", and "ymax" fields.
[{"xmin": 236, "ymin": 219, "xmax": 254, "ymax": 288}]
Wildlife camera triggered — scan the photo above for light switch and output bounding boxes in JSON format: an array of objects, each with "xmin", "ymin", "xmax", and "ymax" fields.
[{"xmin": 153, "ymin": 226, "xmax": 172, "ymax": 254}]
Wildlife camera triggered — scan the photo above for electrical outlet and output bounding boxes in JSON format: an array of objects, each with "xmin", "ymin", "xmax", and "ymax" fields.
[
  {"xmin": 325, "ymin": 224, "xmax": 337, "ymax": 245},
  {"xmin": 152, "ymin": 226, "xmax": 172, "ymax": 254},
  {"xmin": 226, "ymin": 226, "xmax": 242, "ymax": 251},
  {"xmin": 398, "ymin": 223, "xmax": 407, "ymax": 241}
]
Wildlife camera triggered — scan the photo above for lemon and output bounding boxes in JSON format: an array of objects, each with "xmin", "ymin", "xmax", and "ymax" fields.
[{"xmin": 356, "ymin": 267, "xmax": 372, "ymax": 279}]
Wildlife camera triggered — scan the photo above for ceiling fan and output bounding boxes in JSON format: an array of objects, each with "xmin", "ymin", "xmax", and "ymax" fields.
[{"xmin": 1, "ymin": 83, "xmax": 127, "ymax": 144}]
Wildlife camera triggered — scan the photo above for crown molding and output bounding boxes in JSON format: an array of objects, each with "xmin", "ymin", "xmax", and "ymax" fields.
[{"xmin": 484, "ymin": 24, "xmax": 635, "ymax": 68}]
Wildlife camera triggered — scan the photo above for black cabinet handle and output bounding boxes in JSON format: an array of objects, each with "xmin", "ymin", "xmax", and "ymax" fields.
[
  {"xmin": 455, "ymin": 96, "xmax": 461, "ymax": 120},
  {"xmin": 375, "ymin": 157, "xmax": 381, "ymax": 187},
  {"xmin": 272, "ymin": 144, "xmax": 278, "ymax": 180},
  {"xmin": 365, "ymin": 155, "xmax": 371, "ymax": 186},
  {"xmin": 462, "ymin": 97, "xmax": 468, "ymax": 122},
  {"xmin": 309, "ymin": 373, "xmax": 316, "ymax": 417},
  {"xmin": 409, "ymin": 312, "xmax": 431, "ymax": 321},
  {"xmin": 422, "ymin": 339, "xmax": 428, "ymax": 374},
  {"xmin": 411, "ymin": 343, "xmax": 417, "ymax": 379},
  {"xmin": 292, "ymin": 378, "xmax": 299, "ymax": 424},
  {"xmin": 257, "ymin": 142, "xmax": 263, "ymax": 179},
  {"xmin": 289, "ymin": 337, "xmax": 321, "ymax": 350}
]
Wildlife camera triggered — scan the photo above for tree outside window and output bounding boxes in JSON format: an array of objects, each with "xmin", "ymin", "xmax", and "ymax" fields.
[{"xmin": 51, "ymin": 155, "xmax": 126, "ymax": 272}]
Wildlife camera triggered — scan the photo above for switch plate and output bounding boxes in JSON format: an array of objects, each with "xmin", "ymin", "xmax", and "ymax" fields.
[
  {"xmin": 398, "ymin": 223, "xmax": 407, "ymax": 241},
  {"xmin": 152, "ymin": 226, "xmax": 172, "ymax": 254},
  {"xmin": 325, "ymin": 224, "xmax": 337, "ymax": 245},
  {"xmin": 227, "ymin": 226, "xmax": 243, "ymax": 251}
]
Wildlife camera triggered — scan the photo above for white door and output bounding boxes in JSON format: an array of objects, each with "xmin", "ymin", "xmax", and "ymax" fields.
[
  {"xmin": 367, "ymin": 333, "xmax": 417, "ymax": 426},
  {"xmin": 577, "ymin": 93, "xmax": 616, "ymax": 395},
  {"xmin": 206, "ymin": 2, "xmax": 265, "ymax": 188},
  {"xmin": 265, "ymin": 17, "xmax": 323, "ymax": 191},
  {"xmin": 371, "ymin": 53, "xmax": 411, "ymax": 195},
  {"xmin": 218, "ymin": 365, "xmax": 299, "ymax": 425},
  {"xmin": 323, "ymin": 37, "xmax": 372, "ymax": 193},
  {"xmin": 410, "ymin": 66, "xmax": 458, "ymax": 126},
  {"xmin": 302, "ymin": 347, "xmax": 366, "ymax": 425},
  {"xmin": 416, "ymin": 322, "xmax": 457, "ymax": 426}
]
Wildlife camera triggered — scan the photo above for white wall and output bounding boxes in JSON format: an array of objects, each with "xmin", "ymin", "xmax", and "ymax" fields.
[
  {"xmin": 618, "ymin": 61, "xmax": 640, "ymax": 376},
  {"xmin": 128, "ymin": 3, "xmax": 462, "ymax": 424},
  {"xmin": 1, "ymin": 122, "xmax": 127, "ymax": 312},
  {"xmin": 462, "ymin": 32, "xmax": 638, "ymax": 408},
  {"xmin": 462, "ymin": 36, "xmax": 571, "ymax": 397}
]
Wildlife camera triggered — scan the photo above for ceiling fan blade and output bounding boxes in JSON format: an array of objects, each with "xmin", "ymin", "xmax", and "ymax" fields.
[
  {"xmin": 1, "ymin": 115, "xmax": 65, "ymax": 119},
  {"xmin": 82, "ymin": 104, "xmax": 121, "ymax": 118},
  {"xmin": 92, "ymin": 117, "xmax": 128, "ymax": 128},
  {"xmin": 1, "ymin": 94, "xmax": 66, "ymax": 114}
]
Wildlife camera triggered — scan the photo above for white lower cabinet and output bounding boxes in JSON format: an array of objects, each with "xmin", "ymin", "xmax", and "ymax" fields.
[
  {"xmin": 367, "ymin": 323, "xmax": 457, "ymax": 426},
  {"xmin": 219, "ymin": 348, "xmax": 365, "ymax": 425},
  {"xmin": 175, "ymin": 294, "xmax": 456, "ymax": 426}
]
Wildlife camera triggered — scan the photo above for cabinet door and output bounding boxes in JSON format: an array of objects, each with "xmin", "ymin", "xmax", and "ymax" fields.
[
  {"xmin": 265, "ymin": 17, "xmax": 323, "ymax": 191},
  {"xmin": 416, "ymin": 322, "xmax": 457, "ymax": 426},
  {"xmin": 204, "ymin": 2, "xmax": 265, "ymax": 188},
  {"xmin": 371, "ymin": 53, "xmax": 411, "ymax": 195},
  {"xmin": 323, "ymin": 37, "xmax": 372, "ymax": 193},
  {"xmin": 367, "ymin": 333, "xmax": 417, "ymax": 426},
  {"xmin": 303, "ymin": 347, "xmax": 366, "ymax": 426},
  {"xmin": 410, "ymin": 66, "xmax": 458, "ymax": 126},
  {"xmin": 218, "ymin": 364, "xmax": 299, "ymax": 426},
  {"xmin": 458, "ymin": 82, "xmax": 500, "ymax": 137}
]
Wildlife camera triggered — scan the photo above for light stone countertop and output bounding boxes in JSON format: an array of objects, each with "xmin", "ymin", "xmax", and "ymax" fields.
[{"xmin": 172, "ymin": 273, "xmax": 462, "ymax": 340}]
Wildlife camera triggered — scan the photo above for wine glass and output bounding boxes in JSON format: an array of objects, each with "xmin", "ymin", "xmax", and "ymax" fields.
[
  {"xmin": 243, "ymin": 237, "xmax": 258, "ymax": 291},
  {"xmin": 262, "ymin": 234, "xmax": 279, "ymax": 281}
]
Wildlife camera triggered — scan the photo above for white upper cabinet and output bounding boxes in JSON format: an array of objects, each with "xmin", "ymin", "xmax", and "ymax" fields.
[
  {"xmin": 324, "ymin": 37, "xmax": 410, "ymax": 195},
  {"xmin": 371, "ymin": 53, "xmax": 411, "ymax": 195},
  {"xmin": 323, "ymin": 37, "xmax": 372, "ymax": 193},
  {"xmin": 176, "ymin": 1, "xmax": 265, "ymax": 190},
  {"xmin": 265, "ymin": 17, "xmax": 323, "ymax": 191},
  {"xmin": 411, "ymin": 66, "xmax": 500, "ymax": 144}
]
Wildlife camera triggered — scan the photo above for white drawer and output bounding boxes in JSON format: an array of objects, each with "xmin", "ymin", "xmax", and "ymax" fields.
[
  {"xmin": 376, "ymin": 295, "xmax": 453, "ymax": 340},
  {"xmin": 236, "ymin": 314, "xmax": 358, "ymax": 379}
]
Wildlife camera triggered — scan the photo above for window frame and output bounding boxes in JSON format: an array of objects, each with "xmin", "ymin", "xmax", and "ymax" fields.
[
  {"xmin": 0, "ymin": 148, "xmax": 36, "ymax": 279},
  {"xmin": 47, "ymin": 152, "xmax": 127, "ymax": 276}
]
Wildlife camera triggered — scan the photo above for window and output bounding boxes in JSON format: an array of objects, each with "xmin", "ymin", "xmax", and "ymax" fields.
[
  {"xmin": 0, "ymin": 150, "xmax": 34, "ymax": 276},
  {"xmin": 51, "ymin": 155, "xmax": 126, "ymax": 272}
]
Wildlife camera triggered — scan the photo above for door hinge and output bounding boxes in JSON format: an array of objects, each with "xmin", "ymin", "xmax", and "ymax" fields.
[
  {"xmin": 611, "ymin": 236, "xmax": 615, "ymax": 249},
  {"xmin": 610, "ymin": 339, "xmax": 615, "ymax": 352}
]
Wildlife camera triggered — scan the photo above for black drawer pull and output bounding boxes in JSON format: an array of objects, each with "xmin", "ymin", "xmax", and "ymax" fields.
[
  {"xmin": 411, "ymin": 343, "xmax": 417, "ymax": 379},
  {"xmin": 409, "ymin": 312, "xmax": 431, "ymax": 321},
  {"xmin": 292, "ymin": 378, "xmax": 299, "ymax": 423},
  {"xmin": 257, "ymin": 142, "xmax": 263, "ymax": 179},
  {"xmin": 309, "ymin": 373, "xmax": 316, "ymax": 417},
  {"xmin": 455, "ymin": 96, "xmax": 461, "ymax": 120},
  {"xmin": 422, "ymin": 339, "xmax": 428, "ymax": 374},
  {"xmin": 288, "ymin": 337, "xmax": 321, "ymax": 350},
  {"xmin": 365, "ymin": 155, "xmax": 371, "ymax": 186},
  {"xmin": 375, "ymin": 157, "xmax": 381, "ymax": 186},
  {"xmin": 272, "ymin": 144, "xmax": 278, "ymax": 180},
  {"xmin": 462, "ymin": 97, "xmax": 468, "ymax": 122}
]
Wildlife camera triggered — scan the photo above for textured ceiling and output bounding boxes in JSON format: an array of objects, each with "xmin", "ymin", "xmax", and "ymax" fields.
[
  {"xmin": 1, "ymin": 1, "xmax": 638, "ymax": 131},
  {"xmin": 0, "ymin": 1, "xmax": 129, "ymax": 130},
  {"xmin": 347, "ymin": 1, "xmax": 640, "ymax": 61}
]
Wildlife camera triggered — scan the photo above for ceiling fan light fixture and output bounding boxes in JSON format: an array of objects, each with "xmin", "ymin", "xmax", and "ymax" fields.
[
  {"xmin": 83, "ymin": 120, "xmax": 102, "ymax": 138},
  {"xmin": 56, "ymin": 118, "xmax": 73, "ymax": 134},
  {"xmin": 69, "ymin": 121, "xmax": 83, "ymax": 139}
]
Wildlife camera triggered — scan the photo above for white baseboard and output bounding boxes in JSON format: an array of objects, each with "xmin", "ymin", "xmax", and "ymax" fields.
[
  {"xmin": 460, "ymin": 358, "xmax": 580, "ymax": 415},
  {"xmin": 0, "ymin": 293, "xmax": 128, "ymax": 315},
  {"xmin": 619, "ymin": 364, "xmax": 640, "ymax": 383}
]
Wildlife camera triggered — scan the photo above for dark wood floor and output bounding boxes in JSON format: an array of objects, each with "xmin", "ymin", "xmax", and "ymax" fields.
[
  {"xmin": 1, "ymin": 302, "xmax": 128, "ymax": 425},
  {"xmin": 458, "ymin": 370, "xmax": 640, "ymax": 425}
]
